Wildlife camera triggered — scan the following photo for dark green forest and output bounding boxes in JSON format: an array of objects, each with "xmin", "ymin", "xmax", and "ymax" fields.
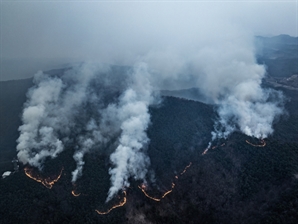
[{"xmin": 0, "ymin": 90, "xmax": 298, "ymax": 223}]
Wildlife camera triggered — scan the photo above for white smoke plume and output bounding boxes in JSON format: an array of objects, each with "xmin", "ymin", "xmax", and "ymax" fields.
[
  {"xmin": 71, "ymin": 119, "xmax": 105, "ymax": 183},
  {"xmin": 190, "ymin": 40, "xmax": 285, "ymax": 145},
  {"xmin": 106, "ymin": 63, "xmax": 156, "ymax": 202},
  {"xmin": 16, "ymin": 71, "xmax": 65, "ymax": 168},
  {"xmin": 16, "ymin": 63, "xmax": 110, "ymax": 171},
  {"xmin": 140, "ymin": 35, "xmax": 285, "ymax": 146},
  {"xmin": 213, "ymin": 88, "xmax": 284, "ymax": 140}
]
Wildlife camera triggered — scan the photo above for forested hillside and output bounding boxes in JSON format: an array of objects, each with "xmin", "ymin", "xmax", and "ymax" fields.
[
  {"xmin": 0, "ymin": 35, "xmax": 298, "ymax": 223},
  {"xmin": 0, "ymin": 90, "xmax": 298, "ymax": 223},
  {"xmin": 256, "ymin": 35, "xmax": 298, "ymax": 77}
]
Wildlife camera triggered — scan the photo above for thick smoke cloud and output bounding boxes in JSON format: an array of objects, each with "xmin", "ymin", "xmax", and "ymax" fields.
[
  {"xmin": 213, "ymin": 88, "xmax": 284, "ymax": 140},
  {"xmin": 17, "ymin": 62, "xmax": 158, "ymax": 200},
  {"xmin": 17, "ymin": 63, "xmax": 111, "ymax": 174},
  {"xmin": 191, "ymin": 40, "xmax": 285, "ymax": 142},
  {"xmin": 17, "ymin": 72, "xmax": 64, "ymax": 168},
  {"xmin": 106, "ymin": 63, "xmax": 156, "ymax": 201},
  {"xmin": 141, "ymin": 36, "xmax": 285, "ymax": 144},
  {"xmin": 198, "ymin": 41, "xmax": 284, "ymax": 141}
]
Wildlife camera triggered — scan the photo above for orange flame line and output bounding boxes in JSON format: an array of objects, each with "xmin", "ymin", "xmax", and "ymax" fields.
[
  {"xmin": 24, "ymin": 167, "xmax": 63, "ymax": 189},
  {"xmin": 95, "ymin": 191, "xmax": 127, "ymax": 215},
  {"xmin": 138, "ymin": 186, "xmax": 161, "ymax": 201},
  {"xmin": 180, "ymin": 162, "xmax": 192, "ymax": 175},
  {"xmin": 202, "ymin": 142, "xmax": 225, "ymax": 155},
  {"xmin": 138, "ymin": 183, "xmax": 176, "ymax": 202},
  {"xmin": 161, "ymin": 183, "xmax": 175, "ymax": 198},
  {"xmin": 202, "ymin": 148, "xmax": 209, "ymax": 155},
  {"xmin": 246, "ymin": 139, "xmax": 266, "ymax": 147},
  {"xmin": 139, "ymin": 162, "xmax": 192, "ymax": 201},
  {"xmin": 71, "ymin": 190, "xmax": 81, "ymax": 197}
]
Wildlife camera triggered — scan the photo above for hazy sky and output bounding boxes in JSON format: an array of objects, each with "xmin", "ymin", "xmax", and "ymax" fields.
[{"xmin": 0, "ymin": 0, "xmax": 297, "ymax": 80}]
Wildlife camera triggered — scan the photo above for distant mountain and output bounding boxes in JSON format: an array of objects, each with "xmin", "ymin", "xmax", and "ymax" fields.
[
  {"xmin": 255, "ymin": 35, "xmax": 298, "ymax": 77},
  {"xmin": 257, "ymin": 34, "xmax": 298, "ymax": 45}
]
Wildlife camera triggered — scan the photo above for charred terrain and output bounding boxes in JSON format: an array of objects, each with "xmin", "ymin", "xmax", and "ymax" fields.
[{"xmin": 0, "ymin": 35, "xmax": 298, "ymax": 224}]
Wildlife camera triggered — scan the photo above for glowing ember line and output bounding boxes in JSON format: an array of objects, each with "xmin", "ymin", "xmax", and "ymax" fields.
[
  {"xmin": 161, "ymin": 183, "xmax": 175, "ymax": 198},
  {"xmin": 71, "ymin": 190, "xmax": 81, "ymax": 197},
  {"xmin": 138, "ymin": 183, "xmax": 176, "ymax": 201},
  {"xmin": 180, "ymin": 162, "xmax": 192, "ymax": 175},
  {"xmin": 246, "ymin": 139, "xmax": 266, "ymax": 147},
  {"xmin": 24, "ymin": 167, "xmax": 63, "ymax": 189},
  {"xmin": 139, "ymin": 162, "xmax": 192, "ymax": 201},
  {"xmin": 202, "ymin": 148, "xmax": 209, "ymax": 155},
  {"xmin": 71, "ymin": 184, "xmax": 81, "ymax": 197},
  {"xmin": 202, "ymin": 142, "xmax": 225, "ymax": 155},
  {"xmin": 138, "ymin": 186, "xmax": 161, "ymax": 201},
  {"xmin": 95, "ymin": 191, "xmax": 127, "ymax": 215}
]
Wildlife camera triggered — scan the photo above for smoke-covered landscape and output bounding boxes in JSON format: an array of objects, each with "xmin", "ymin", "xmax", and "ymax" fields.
[{"xmin": 1, "ymin": 1, "xmax": 298, "ymax": 224}]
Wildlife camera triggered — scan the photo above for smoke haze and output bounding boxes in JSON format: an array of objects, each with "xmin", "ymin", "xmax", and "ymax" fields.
[{"xmin": 1, "ymin": 2, "xmax": 296, "ymax": 80}]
